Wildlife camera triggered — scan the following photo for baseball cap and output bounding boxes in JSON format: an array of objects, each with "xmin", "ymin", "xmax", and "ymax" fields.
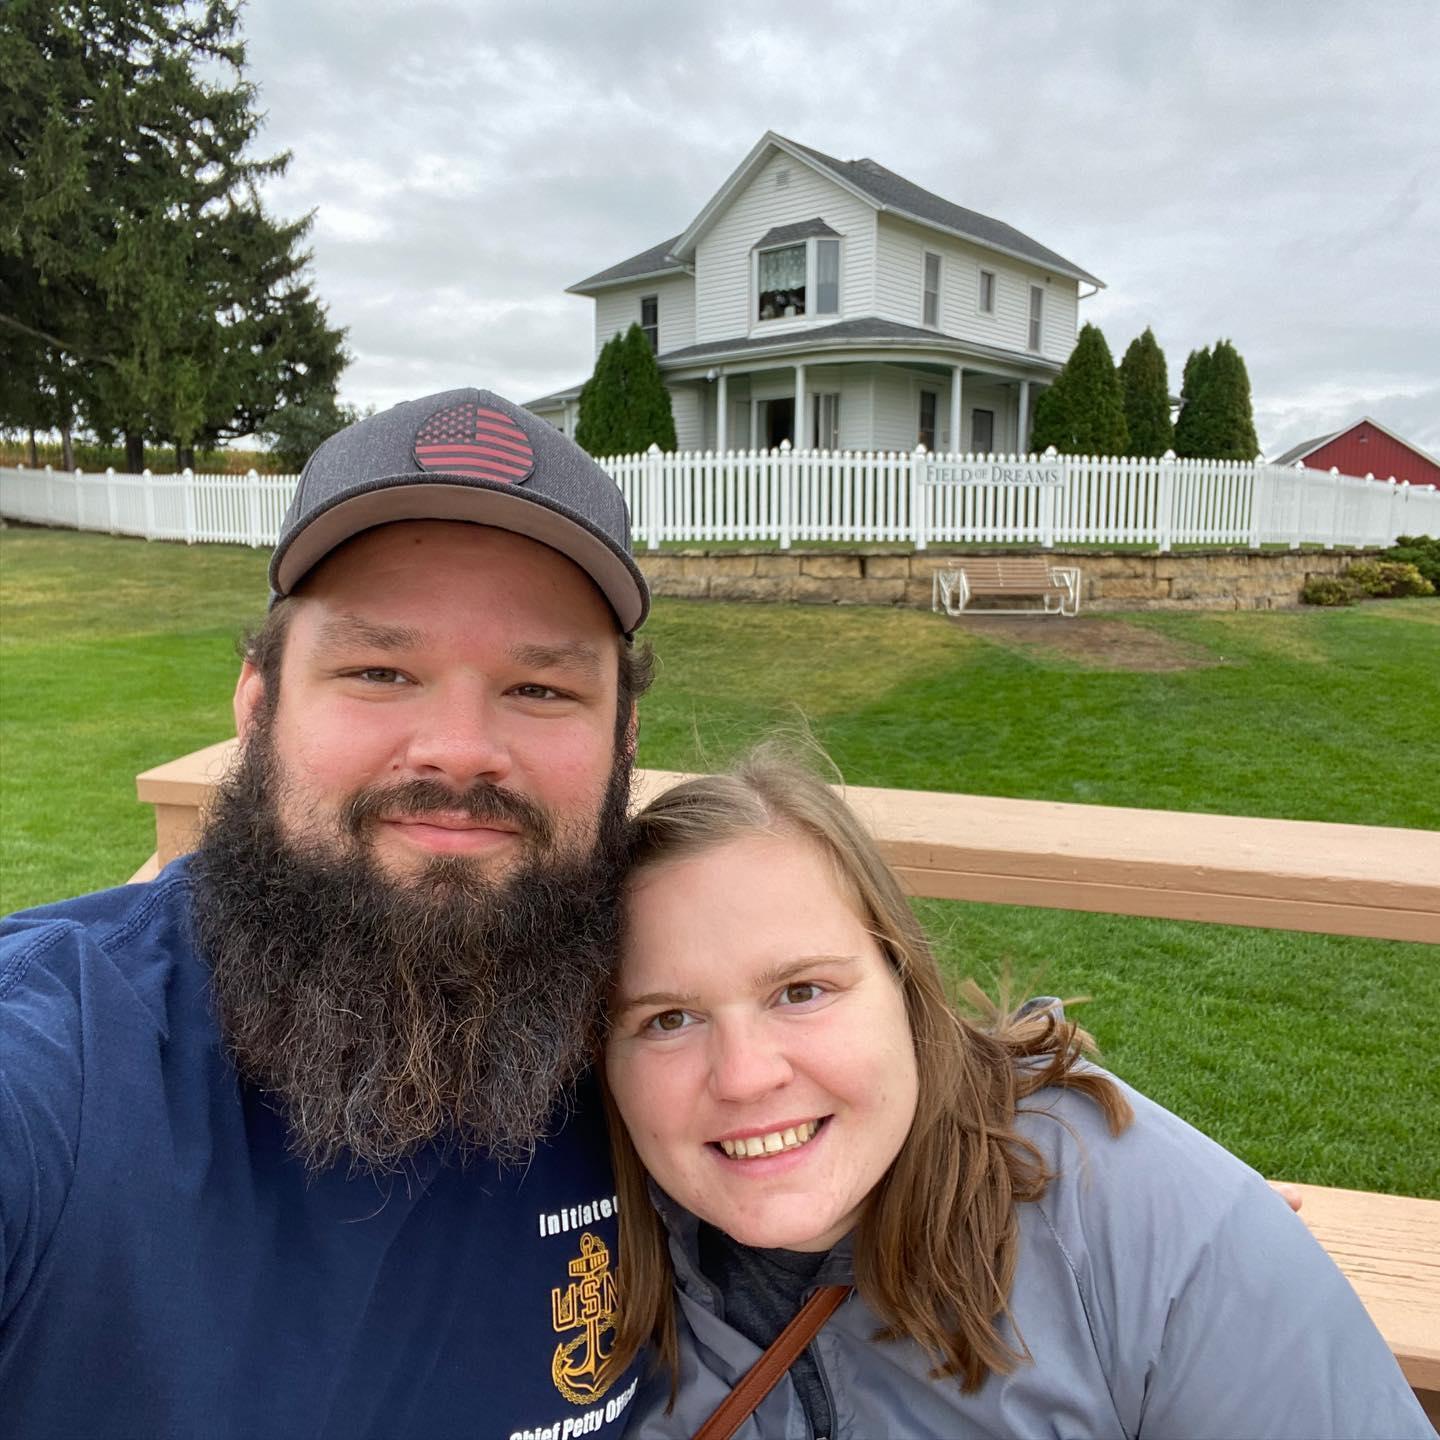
[{"xmin": 269, "ymin": 388, "xmax": 650, "ymax": 633}]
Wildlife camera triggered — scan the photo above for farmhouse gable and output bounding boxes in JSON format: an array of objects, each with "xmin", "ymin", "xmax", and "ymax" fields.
[{"xmin": 530, "ymin": 132, "xmax": 1103, "ymax": 457}]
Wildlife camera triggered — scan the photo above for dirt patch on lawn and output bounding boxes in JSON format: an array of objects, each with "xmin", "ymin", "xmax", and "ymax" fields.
[{"xmin": 946, "ymin": 613, "xmax": 1220, "ymax": 671}]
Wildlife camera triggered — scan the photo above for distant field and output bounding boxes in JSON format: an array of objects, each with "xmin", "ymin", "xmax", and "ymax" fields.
[{"xmin": 2, "ymin": 526, "xmax": 1437, "ymax": 1196}]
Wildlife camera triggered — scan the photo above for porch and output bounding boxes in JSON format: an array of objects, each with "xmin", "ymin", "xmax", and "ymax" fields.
[{"xmin": 667, "ymin": 344, "xmax": 1053, "ymax": 455}]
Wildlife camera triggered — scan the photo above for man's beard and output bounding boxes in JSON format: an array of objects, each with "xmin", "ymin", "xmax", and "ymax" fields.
[{"xmin": 190, "ymin": 714, "xmax": 631, "ymax": 1173}]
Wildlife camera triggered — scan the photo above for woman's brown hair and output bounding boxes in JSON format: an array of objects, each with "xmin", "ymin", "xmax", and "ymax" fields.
[{"xmin": 602, "ymin": 748, "xmax": 1133, "ymax": 1393}]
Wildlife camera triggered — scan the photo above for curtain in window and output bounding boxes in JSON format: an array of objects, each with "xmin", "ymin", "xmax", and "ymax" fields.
[
  {"xmin": 758, "ymin": 244, "xmax": 807, "ymax": 318},
  {"xmin": 759, "ymin": 245, "xmax": 806, "ymax": 290}
]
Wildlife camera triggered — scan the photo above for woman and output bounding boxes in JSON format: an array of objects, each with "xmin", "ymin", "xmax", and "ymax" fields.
[{"xmin": 602, "ymin": 754, "xmax": 1429, "ymax": 1438}]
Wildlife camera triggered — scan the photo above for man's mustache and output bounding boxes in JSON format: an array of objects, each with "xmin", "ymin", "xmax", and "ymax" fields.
[{"xmin": 343, "ymin": 778, "xmax": 554, "ymax": 847}]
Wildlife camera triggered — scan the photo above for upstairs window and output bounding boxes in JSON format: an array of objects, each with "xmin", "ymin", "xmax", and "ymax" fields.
[
  {"xmin": 815, "ymin": 239, "xmax": 840, "ymax": 315},
  {"xmin": 754, "ymin": 224, "xmax": 842, "ymax": 323},
  {"xmin": 979, "ymin": 269, "xmax": 996, "ymax": 314},
  {"xmin": 1028, "ymin": 285, "xmax": 1044, "ymax": 350},
  {"xmin": 640, "ymin": 294, "xmax": 658, "ymax": 351},
  {"xmin": 758, "ymin": 244, "xmax": 807, "ymax": 319},
  {"xmin": 923, "ymin": 252, "xmax": 941, "ymax": 328}
]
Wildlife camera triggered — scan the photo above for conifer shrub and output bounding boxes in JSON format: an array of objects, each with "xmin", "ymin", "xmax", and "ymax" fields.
[
  {"xmin": 1118, "ymin": 328, "xmax": 1174, "ymax": 457},
  {"xmin": 1174, "ymin": 340, "xmax": 1259, "ymax": 460},
  {"xmin": 574, "ymin": 323, "xmax": 677, "ymax": 457},
  {"xmin": 1028, "ymin": 323, "xmax": 1128, "ymax": 455}
]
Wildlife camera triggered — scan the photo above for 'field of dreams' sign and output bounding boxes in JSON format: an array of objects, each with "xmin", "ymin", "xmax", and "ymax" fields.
[{"xmin": 925, "ymin": 460, "xmax": 1064, "ymax": 485}]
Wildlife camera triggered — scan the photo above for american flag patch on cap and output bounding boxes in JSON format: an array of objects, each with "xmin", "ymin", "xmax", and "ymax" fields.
[{"xmin": 413, "ymin": 402, "xmax": 535, "ymax": 484}]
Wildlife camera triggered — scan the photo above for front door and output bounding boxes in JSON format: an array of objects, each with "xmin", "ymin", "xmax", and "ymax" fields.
[{"xmin": 763, "ymin": 398, "xmax": 794, "ymax": 449}]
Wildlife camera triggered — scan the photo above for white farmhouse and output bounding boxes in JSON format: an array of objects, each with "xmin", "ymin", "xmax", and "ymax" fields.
[{"xmin": 525, "ymin": 132, "xmax": 1102, "ymax": 456}]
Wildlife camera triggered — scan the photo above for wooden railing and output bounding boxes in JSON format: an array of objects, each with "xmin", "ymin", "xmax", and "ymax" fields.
[
  {"xmin": 133, "ymin": 741, "xmax": 1440, "ymax": 1410},
  {"xmin": 137, "ymin": 741, "xmax": 1440, "ymax": 943}
]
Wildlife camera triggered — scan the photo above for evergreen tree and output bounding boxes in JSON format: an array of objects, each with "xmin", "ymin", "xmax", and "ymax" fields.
[
  {"xmin": 1027, "ymin": 322, "xmax": 1128, "ymax": 455},
  {"xmin": 1206, "ymin": 339, "xmax": 1260, "ymax": 460},
  {"xmin": 0, "ymin": 1, "xmax": 346, "ymax": 468},
  {"xmin": 574, "ymin": 333, "xmax": 626, "ymax": 457},
  {"xmin": 1173, "ymin": 346, "xmax": 1214, "ymax": 457},
  {"xmin": 264, "ymin": 397, "xmax": 370, "ymax": 472},
  {"xmin": 1118, "ymin": 327, "xmax": 1174, "ymax": 457},
  {"xmin": 574, "ymin": 323, "xmax": 676, "ymax": 457},
  {"xmin": 622, "ymin": 323, "xmax": 677, "ymax": 452},
  {"xmin": 1174, "ymin": 341, "xmax": 1259, "ymax": 459}
]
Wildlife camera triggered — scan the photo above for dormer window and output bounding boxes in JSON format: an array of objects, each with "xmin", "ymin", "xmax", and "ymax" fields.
[
  {"xmin": 758, "ymin": 243, "xmax": 807, "ymax": 319},
  {"xmin": 754, "ymin": 221, "xmax": 841, "ymax": 323}
]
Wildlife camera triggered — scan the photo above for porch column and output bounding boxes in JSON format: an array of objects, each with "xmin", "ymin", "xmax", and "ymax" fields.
[
  {"xmin": 1017, "ymin": 380, "xmax": 1031, "ymax": 454},
  {"xmin": 715, "ymin": 372, "xmax": 728, "ymax": 452},
  {"xmin": 794, "ymin": 363, "xmax": 807, "ymax": 448},
  {"xmin": 950, "ymin": 367, "xmax": 963, "ymax": 455}
]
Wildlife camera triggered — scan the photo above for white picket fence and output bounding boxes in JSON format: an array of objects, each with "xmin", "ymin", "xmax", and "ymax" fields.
[{"xmin": 2, "ymin": 448, "xmax": 1437, "ymax": 553}]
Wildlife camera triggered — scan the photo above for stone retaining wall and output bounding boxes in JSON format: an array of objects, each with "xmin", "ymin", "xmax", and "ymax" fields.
[{"xmin": 636, "ymin": 546, "xmax": 1380, "ymax": 612}]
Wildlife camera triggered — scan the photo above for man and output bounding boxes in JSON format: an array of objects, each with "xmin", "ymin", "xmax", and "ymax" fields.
[{"xmin": 0, "ymin": 390, "xmax": 652, "ymax": 1438}]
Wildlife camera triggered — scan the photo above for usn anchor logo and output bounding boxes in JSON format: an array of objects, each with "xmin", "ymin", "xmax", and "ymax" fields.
[{"xmin": 550, "ymin": 1232, "xmax": 620, "ymax": 1405}]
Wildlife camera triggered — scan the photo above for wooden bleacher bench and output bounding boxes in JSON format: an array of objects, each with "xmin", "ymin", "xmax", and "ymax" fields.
[
  {"xmin": 932, "ymin": 556, "xmax": 1081, "ymax": 617},
  {"xmin": 1287, "ymin": 1181, "xmax": 1439, "ymax": 1417}
]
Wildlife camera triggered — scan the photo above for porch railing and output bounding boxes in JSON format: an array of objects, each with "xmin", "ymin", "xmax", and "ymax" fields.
[{"xmin": 4, "ymin": 450, "xmax": 1438, "ymax": 553}]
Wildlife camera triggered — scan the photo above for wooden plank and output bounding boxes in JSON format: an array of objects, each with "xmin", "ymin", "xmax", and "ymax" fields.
[
  {"xmin": 137, "ymin": 750, "xmax": 1440, "ymax": 941},
  {"xmin": 889, "ymin": 868, "xmax": 1440, "ymax": 943},
  {"xmin": 1286, "ymin": 1181, "xmax": 1440, "ymax": 1393},
  {"xmin": 128, "ymin": 853, "xmax": 160, "ymax": 884}
]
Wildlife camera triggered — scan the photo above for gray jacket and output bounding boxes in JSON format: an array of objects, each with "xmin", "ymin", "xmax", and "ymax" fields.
[{"xmin": 623, "ymin": 1078, "xmax": 1430, "ymax": 1439}]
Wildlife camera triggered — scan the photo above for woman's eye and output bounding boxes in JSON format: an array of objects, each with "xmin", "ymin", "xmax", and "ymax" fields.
[
  {"xmin": 643, "ymin": 1009, "xmax": 692, "ymax": 1034},
  {"xmin": 781, "ymin": 982, "xmax": 823, "ymax": 1006}
]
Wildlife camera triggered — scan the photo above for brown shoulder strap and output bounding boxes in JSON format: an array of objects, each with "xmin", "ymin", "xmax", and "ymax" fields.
[{"xmin": 691, "ymin": 1283, "xmax": 852, "ymax": 1440}]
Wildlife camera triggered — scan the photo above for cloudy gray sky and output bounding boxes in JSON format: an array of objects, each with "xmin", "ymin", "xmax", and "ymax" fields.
[{"xmin": 244, "ymin": 0, "xmax": 1440, "ymax": 459}]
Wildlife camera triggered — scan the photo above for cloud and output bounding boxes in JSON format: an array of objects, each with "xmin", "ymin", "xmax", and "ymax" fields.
[{"xmin": 241, "ymin": 0, "xmax": 1440, "ymax": 450}]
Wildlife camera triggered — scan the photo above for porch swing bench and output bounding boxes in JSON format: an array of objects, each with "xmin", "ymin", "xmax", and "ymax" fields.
[{"xmin": 932, "ymin": 557, "xmax": 1082, "ymax": 617}]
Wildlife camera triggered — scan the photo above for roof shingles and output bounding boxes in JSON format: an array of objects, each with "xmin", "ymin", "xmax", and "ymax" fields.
[{"xmin": 572, "ymin": 135, "xmax": 1101, "ymax": 294}]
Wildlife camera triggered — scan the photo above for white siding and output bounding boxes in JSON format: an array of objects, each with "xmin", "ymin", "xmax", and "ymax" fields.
[
  {"xmin": 669, "ymin": 386, "xmax": 703, "ymax": 451},
  {"xmin": 693, "ymin": 150, "xmax": 876, "ymax": 343},
  {"xmin": 870, "ymin": 367, "xmax": 929, "ymax": 452},
  {"xmin": 1042, "ymin": 282, "xmax": 1079, "ymax": 363},
  {"xmin": 592, "ymin": 273, "xmax": 696, "ymax": 357},
  {"xmin": 874, "ymin": 215, "xmax": 1082, "ymax": 364}
]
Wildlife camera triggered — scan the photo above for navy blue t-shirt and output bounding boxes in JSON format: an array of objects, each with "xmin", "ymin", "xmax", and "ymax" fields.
[{"xmin": 0, "ymin": 861, "xmax": 641, "ymax": 1439}]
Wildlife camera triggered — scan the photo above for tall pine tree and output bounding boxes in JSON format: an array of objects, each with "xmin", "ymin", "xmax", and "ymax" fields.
[
  {"xmin": 1206, "ymin": 339, "xmax": 1260, "ymax": 460},
  {"xmin": 0, "ymin": 1, "xmax": 346, "ymax": 468},
  {"xmin": 574, "ymin": 323, "xmax": 676, "ymax": 457},
  {"xmin": 1028, "ymin": 322, "xmax": 1128, "ymax": 455},
  {"xmin": 1118, "ymin": 327, "xmax": 1174, "ymax": 457},
  {"xmin": 1174, "ymin": 341, "xmax": 1259, "ymax": 459}
]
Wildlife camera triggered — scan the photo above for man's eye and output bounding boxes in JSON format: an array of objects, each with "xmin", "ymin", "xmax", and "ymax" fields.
[
  {"xmin": 780, "ymin": 982, "xmax": 823, "ymax": 1006},
  {"xmin": 643, "ymin": 1009, "xmax": 693, "ymax": 1034},
  {"xmin": 511, "ymin": 683, "xmax": 562, "ymax": 700},
  {"xmin": 352, "ymin": 668, "xmax": 408, "ymax": 685}
]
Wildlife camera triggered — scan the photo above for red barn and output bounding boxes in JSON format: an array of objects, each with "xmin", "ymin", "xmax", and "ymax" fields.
[{"xmin": 1273, "ymin": 417, "xmax": 1440, "ymax": 488}]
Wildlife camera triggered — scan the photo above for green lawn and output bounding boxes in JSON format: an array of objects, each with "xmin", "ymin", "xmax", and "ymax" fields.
[{"xmin": 3, "ymin": 526, "xmax": 1437, "ymax": 1196}]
